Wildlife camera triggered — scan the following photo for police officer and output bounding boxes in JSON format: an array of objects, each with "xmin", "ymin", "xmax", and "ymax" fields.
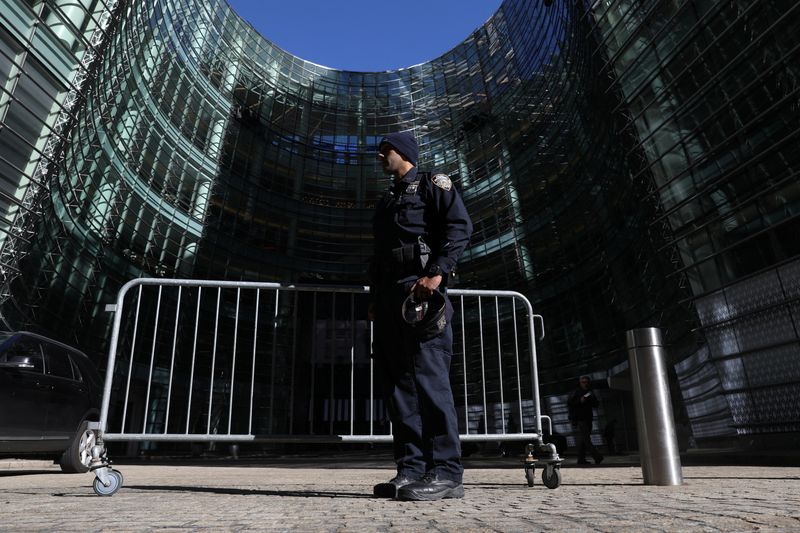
[{"xmin": 369, "ymin": 131, "xmax": 473, "ymax": 501}]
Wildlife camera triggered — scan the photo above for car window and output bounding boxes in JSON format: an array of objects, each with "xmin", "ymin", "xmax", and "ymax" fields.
[
  {"xmin": 0, "ymin": 338, "xmax": 44, "ymax": 373},
  {"xmin": 69, "ymin": 355, "xmax": 84, "ymax": 382},
  {"xmin": 42, "ymin": 344, "xmax": 75, "ymax": 380}
]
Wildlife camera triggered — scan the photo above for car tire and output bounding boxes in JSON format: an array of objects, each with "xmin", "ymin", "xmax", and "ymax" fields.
[{"xmin": 59, "ymin": 420, "xmax": 94, "ymax": 473}]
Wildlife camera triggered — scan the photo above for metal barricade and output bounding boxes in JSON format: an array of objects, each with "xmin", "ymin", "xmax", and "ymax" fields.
[{"xmin": 86, "ymin": 278, "xmax": 561, "ymax": 495}]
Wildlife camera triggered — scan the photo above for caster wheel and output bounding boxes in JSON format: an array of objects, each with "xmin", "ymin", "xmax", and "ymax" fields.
[
  {"xmin": 93, "ymin": 469, "xmax": 123, "ymax": 496},
  {"xmin": 542, "ymin": 466, "xmax": 561, "ymax": 489},
  {"xmin": 525, "ymin": 467, "xmax": 535, "ymax": 487}
]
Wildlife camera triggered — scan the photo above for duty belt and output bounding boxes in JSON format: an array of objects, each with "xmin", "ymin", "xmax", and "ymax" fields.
[{"xmin": 378, "ymin": 236, "xmax": 430, "ymax": 278}]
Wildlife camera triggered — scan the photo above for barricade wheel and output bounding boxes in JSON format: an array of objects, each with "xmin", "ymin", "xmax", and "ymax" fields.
[
  {"xmin": 93, "ymin": 469, "xmax": 123, "ymax": 496},
  {"xmin": 541, "ymin": 466, "xmax": 561, "ymax": 489},
  {"xmin": 524, "ymin": 466, "xmax": 535, "ymax": 487}
]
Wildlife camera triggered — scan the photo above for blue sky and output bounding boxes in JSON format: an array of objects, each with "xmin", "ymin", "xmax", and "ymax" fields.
[{"xmin": 226, "ymin": 0, "xmax": 502, "ymax": 71}]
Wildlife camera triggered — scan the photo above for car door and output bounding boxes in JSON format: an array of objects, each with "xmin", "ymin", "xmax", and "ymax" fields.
[
  {"xmin": 0, "ymin": 337, "xmax": 47, "ymax": 453},
  {"xmin": 41, "ymin": 342, "xmax": 89, "ymax": 446}
]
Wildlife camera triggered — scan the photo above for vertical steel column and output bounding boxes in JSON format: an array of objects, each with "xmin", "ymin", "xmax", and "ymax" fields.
[
  {"xmin": 329, "ymin": 293, "xmax": 336, "ymax": 435},
  {"xmin": 288, "ymin": 291, "xmax": 298, "ymax": 435},
  {"xmin": 349, "ymin": 293, "xmax": 355, "ymax": 436},
  {"xmin": 249, "ymin": 289, "xmax": 260, "ymax": 436},
  {"xmin": 460, "ymin": 296, "xmax": 468, "ymax": 433},
  {"xmin": 369, "ymin": 320, "xmax": 374, "ymax": 436},
  {"xmin": 268, "ymin": 289, "xmax": 279, "ymax": 433},
  {"xmin": 626, "ymin": 328, "xmax": 683, "ymax": 486}
]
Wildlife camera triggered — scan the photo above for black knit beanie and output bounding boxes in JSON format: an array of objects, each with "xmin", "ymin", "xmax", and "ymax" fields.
[{"xmin": 379, "ymin": 132, "xmax": 418, "ymax": 166}]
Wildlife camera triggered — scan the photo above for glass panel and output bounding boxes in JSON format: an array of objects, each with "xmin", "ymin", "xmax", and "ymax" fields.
[
  {"xmin": 0, "ymin": 337, "xmax": 44, "ymax": 373},
  {"xmin": 43, "ymin": 343, "xmax": 74, "ymax": 379}
]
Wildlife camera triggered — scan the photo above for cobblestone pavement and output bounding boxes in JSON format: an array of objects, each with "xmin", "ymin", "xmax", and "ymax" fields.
[{"xmin": 1, "ymin": 461, "xmax": 799, "ymax": 532}]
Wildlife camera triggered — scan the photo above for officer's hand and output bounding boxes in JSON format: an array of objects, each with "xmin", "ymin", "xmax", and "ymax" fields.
[
  {"xmin": 368, "ymin": 303, "xmax": 375, "ymax": 321},
  {"xmin": 411, "ymin": 275, "xmax": 442, "ymax": 300}
]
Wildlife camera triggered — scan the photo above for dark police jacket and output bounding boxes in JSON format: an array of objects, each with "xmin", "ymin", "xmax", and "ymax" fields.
[
  {"xmin": 568, "ymin": 387, "xmax": 599, "ymax": 423},
  {"xmin": 370, "ymin": 167, "xmax": 473, "ymax": 293}
]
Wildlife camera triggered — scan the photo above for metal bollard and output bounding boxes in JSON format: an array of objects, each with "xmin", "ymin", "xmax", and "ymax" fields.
[{"xmin": 626, "ymin": 328, "xmax": 683, "ymax": 486}]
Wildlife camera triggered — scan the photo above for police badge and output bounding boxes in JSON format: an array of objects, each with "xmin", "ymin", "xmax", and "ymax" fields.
[{"xmin": 432, "ymin": 173, "xmax": 452, "ymax": 191}]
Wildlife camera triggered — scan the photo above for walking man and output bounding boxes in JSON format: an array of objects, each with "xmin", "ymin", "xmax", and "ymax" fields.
[
  {"xmin": 568, "ymin": 375, "xmax": 604, "ymax": 465},
  {"xmin": 369, "ymin": 131, "xmax": 473, "ymax": 500}
]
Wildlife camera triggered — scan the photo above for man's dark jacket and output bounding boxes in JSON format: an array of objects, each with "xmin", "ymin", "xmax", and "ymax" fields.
[{"xmin": 568, "ymin": 388, "xmax": 599, "ymax": 423}]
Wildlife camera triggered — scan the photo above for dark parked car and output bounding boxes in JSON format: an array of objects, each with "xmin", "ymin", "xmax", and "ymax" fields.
[{"xmin": 0, "ymin": 331, "xmax": 102, "ymax": 472}]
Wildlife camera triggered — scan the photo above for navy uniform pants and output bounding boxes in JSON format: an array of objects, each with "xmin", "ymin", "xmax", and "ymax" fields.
[{"xmin": 372, "ymin": 282, "xmax": 463, "ymax": 483}]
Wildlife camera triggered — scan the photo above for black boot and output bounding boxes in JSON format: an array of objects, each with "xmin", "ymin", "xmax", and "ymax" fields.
[
  {"xmin": 397, "ymin": 472, "xmax": 464, "ymax": 501},
  {"xmin": 373, "ymin": 473, "xmax": 418, "ymax": 498}
]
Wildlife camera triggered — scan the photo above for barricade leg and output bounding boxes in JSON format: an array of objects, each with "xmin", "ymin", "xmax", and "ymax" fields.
[
  {"xmin": 524, "ymin": 438, "xmax": 561, "ymax": 489},
  {"xmin": 86, "ymin": 423, "xmax": 123, "ymax": 496}
]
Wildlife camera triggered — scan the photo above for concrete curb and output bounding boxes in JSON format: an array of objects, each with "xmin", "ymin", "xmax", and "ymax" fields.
[{"xmin": 0, "ymin": 459, "xmax": 59, "ymax": 470}]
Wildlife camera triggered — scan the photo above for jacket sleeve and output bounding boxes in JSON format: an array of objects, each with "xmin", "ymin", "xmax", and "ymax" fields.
[
  {"xmin": 567, "ymin": 389, "xmax": 580, "ymax": 407},
  {"xmin": 426, "ymin": 175, "xmax": 473, "ymax": 274},
  {"xmin": 587, "ymin": 392, "xmax": 599, "ymax": 408}
]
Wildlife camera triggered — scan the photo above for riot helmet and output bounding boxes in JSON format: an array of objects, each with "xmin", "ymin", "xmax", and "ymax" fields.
[{"xmin": 401, "ymin": 290, "xmax": 447, "ymax": 340}]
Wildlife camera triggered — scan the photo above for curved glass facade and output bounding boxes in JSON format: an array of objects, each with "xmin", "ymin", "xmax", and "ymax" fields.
[
  {"xmin": 0, "ymin": 0, "xmax": 798, "ymax": 449},
  {"xmin": 592, "ymin": 0, "xmax": 800, "ymax": 444}
]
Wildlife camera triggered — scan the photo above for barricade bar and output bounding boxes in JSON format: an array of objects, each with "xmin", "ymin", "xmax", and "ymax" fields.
[{"xmin": 101, "ymin": 433, "xmax": 544, "ymax": 443}]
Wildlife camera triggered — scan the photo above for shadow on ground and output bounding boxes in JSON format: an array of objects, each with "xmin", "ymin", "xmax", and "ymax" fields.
[{"xmin": 126, "ymin": 484, "xmax": 373, "ymax": 499}]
